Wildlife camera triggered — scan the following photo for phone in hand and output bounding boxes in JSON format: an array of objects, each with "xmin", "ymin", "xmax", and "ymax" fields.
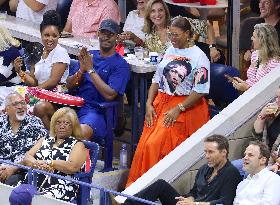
[{"xmin": 224, "ymin": 74, "xmax": 235, "ymax": 82}]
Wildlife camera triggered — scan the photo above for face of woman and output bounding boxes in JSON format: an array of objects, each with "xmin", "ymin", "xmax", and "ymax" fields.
[
  {"xmin": 251, "ymin": 31, "xmax": 261, "ymax": 50},
  {"xmin": 167, "ymin": 65, "xmax": 188, "ymax": 88},
  {"xmin": 41, "ymin": 25, "xmax": 60, "ymax": 52},
  {"xmin": 137, "ymin": 0, "xmax": 149, "ymax": 10},
  {"xmin": 55, "ymin": 116, "xmax": 73, "ymax": 139},
  {"xmin": 149, "ymin": 2, "xmax": 166, "ymax": 27},
  {"xmin": 168, "ymin": 26, "xmax": 189, "ymax": 49}
]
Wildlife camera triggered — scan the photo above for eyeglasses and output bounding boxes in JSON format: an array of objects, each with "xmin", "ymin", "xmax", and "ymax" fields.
[
  {"xmin": 55, "ymin": 120, "xmax": 72, "ymax": 127},
  {"xmin": 167, "ymin": 32, "xmax": 183, "ymax": 39},
  {"xmin": 99, "ymin": 30, "xmax": 116, "ymax": 38},
  {"xmin": 9, "ymin": 101, "xmax": 26, "ymax": 107}
]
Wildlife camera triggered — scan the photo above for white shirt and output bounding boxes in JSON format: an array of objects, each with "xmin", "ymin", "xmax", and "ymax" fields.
[
  {"xmin": 233, "ymin": 168, "xmax": 280, "ymax": 205},
  {"xmin": 152, "ymin": 45, "xmax": 210, "ymax": 96},
  {"xmin": 123, "ymin": 10, "xmax": 145, "ymax": 40},
  {"xmin": 16, "ymin": 0, "xmax": 58, "ymax": 24},
  {"xmin": 34, "ymin": 44, "xmax": 70, "ymax": 85}
]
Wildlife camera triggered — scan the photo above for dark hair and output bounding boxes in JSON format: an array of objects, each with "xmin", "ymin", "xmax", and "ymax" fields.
[
  {"xmin": 163, "ymin": 59, "xmax": 191, "ymax": 76},
  {"xmin": 204, "ymin": 134, "xmax": 229, "ymax": 157},
  {"xmin": 40, "ymin": 10, "xmax": 62, "ymax": 33},
  {"xmin": 171, "ymin": 16, "xmax": 192, "ymax": 36},
  {"xmin": 249, "ymin": 141, "xmax": 270, "ymax": 166}
]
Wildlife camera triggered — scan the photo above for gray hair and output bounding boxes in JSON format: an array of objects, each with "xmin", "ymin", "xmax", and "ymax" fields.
[{"xmin": 4, "ymin": 92, "xmax": 24, "ymax": 107}]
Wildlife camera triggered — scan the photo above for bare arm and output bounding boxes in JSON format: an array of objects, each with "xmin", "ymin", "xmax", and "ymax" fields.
[
  {"xmin": 145, "ymin": 83, "xmax": 159, "ymax": 127},
  {"xmin": 9, "ymin": 0, "xmax": 18, "ymax": 12},
  {"xmin": 51, "ymin": 141, "xmax": 87, "ymax": 174},
  {"xmin": 22, "ymin": 138, "xmax": 45, "ymax": 167},
  {"xmin": 23, "ymin": 0, "xmax": 45, "ymax": 11},
  {"xmin": 37, "ymin": 62, "xmax": 67, "ymax": 90},
  {"xmin": 63, "ymin": 19, "xmax": 72, "ymax": 33}
]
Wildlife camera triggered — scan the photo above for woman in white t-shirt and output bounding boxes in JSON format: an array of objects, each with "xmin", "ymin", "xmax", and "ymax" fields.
[
  {"xmin": 126, "ymin": 16, "xmax": 210, "ymax": 187},
  {"xmin": 14, "ymin": 10, "xmax": 70, "ymax": 129}
]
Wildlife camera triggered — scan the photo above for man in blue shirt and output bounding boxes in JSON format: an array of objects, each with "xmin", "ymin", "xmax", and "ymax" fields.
[{"xmin": 66, "ymin": 19, "xmax": 130, "ymax": 140}]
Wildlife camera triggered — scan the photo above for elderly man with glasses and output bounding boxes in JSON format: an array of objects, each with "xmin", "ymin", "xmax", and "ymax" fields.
[{"xmin": 0, "ymin": 92, "xmax": 48, "ymax": 185}]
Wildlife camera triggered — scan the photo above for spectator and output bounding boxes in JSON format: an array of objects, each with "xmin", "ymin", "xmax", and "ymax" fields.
[
  {"xmin": 9, "ymin": 0, "xmax": 58, "ymax": 24},
  {"xmin": 126, "ymin": 17, "xmax": 210, "ymax": 187},
  {"xmin": 21, "ymin": 107, "xmax": 87, "ymax": 202},
  {"xmin": 243, "ymin": 0, "xmax": 280, "ymax": 62},
  {"xmin": 233, "ymin": 141, "xmax": 280, "ymax": 205},
  {"xmin": 0, "ymin": 26, "xmax": 22, "ymax": 105},
  {"xmin": 112, "ymin": 135, "xmax": 242, "ymax": 205},
  {"xmin": 119, "ymin": 0, "xmax": 149, "ymax": 45},
  {"xmin": 14, "ymin": 10, "xmax": 70, "ymax": 129},
  {"xmin": 63, "ymin": 0, "xmax": 121, "ymax": 38},
  {"xmin": 9, "ymin": 184, "xmax": 36, "ymax": 205},
  {"xmin": 66, "ymin": 19, "xmax": 130, "ymax": 141},
  {"xmin": 0, "ymin": 92, "xmax": 48, "ymax": 185},
  {"xmin": 232, "ymin": 23, "xmax": 280, "ymax": 92}
]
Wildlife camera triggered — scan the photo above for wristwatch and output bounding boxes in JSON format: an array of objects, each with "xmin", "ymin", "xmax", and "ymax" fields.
[
  {"xmin": 87, "ymin": 68, "xmax": 96, "ymax": 75},
  {"xmin": 177, "ymin": 103, "xmax": 186, "ymax": 112},
  {"xmin": 195, "ymin": 202, "xmax": 200, "ymax": 205}
]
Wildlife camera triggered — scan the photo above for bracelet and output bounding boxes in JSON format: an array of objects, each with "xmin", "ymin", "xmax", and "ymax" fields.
[
  {"xmin": 88, "ymin": 68, "xmax": 96, "ymax": 75},
  {"xmin": 195, "ymin": 202, "xmax": 200, "ymax": 205},
  {"xmin": 177, "ymin": 103, "xmax": 186, "ymax": 112},
  {"xmin": 50, "ymin": 160, "xmax": 55, "ymax": 169},
  {"xmin": 19, "ymin": 71, "xmax": 26, "ymax": 83}
]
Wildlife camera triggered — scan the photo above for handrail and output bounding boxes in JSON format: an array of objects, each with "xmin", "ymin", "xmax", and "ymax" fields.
[{"xmin": 0, "ymin": 160, "xmax": 159, "ymax": 205}]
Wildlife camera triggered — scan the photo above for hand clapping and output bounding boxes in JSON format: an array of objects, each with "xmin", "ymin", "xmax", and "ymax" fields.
[{"xmin": 78, "ymin": 47, "xmax": 93, "ymax": 73}]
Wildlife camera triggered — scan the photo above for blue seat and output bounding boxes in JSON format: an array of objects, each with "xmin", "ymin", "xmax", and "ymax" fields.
[
  {"xmin": 56, "ymin": 0, "xmax": 73, "ymax": 28},
  {"xmin": 74, "ymin": 140, "xmax": 99, "ymax": 205},
  {"xmin": 69, "ymin": 59, "xmax": 119, "ymax": 171},
  {"xmin": 207, "ymin": 63, "xmax": 240, "ymax": 117}
]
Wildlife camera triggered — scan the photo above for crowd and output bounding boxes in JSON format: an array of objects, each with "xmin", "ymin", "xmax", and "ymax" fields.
[{"xmin": 0, "ymin": 0, "xmax": 280, "ymax": 204}]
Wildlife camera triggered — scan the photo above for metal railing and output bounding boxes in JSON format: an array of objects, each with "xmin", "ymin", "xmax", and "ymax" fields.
[{"xmin": 0, "ymin": 160, "xmax": 159, "ymax": 205}]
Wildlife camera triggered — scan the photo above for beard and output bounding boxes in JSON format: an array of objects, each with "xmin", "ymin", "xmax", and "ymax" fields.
[{"xmin": 16, "ymin": 111, "xmax": 26, "ymax": 121}]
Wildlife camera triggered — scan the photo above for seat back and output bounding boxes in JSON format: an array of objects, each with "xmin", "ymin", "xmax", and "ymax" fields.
[
  {"xmin": 207, "ymin": 63, "xmax": 240, "ymax": 113},
  {"xmin": 56, "ymin": 0, "xmax": 73, "ymax": 28},
  {"xmin": 74, "ymin": 140, "xmax": 99, "ymax": 205}
]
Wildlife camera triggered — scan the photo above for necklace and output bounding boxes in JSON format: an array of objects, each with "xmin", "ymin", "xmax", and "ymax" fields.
[{"xmin": 55, "ymin": 139, "xmax": 64, "ymax": 146}]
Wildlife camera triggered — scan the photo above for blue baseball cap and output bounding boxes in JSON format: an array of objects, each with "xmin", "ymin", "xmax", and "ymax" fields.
[
  {"xmin": 99, "ymin": 19, "xmax": 120, "ymax": 34},
  {"xmin": 9, "ymin": 184, "xmax": 37, "ymax": 205}
]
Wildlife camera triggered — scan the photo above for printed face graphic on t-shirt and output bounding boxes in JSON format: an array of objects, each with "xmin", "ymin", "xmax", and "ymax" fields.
[
  {"xmin": 194, "ymin": 67, "xmax": 208, "ymax": 86},
  {"xmin": 162, "ymin": 59, "xmax": 192, "ymax": 93}
]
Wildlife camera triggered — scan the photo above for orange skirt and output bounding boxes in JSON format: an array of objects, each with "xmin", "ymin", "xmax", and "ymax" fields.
[{"xmin": 126, "ymin": 92, "xmax": 209, "ymax": 187}]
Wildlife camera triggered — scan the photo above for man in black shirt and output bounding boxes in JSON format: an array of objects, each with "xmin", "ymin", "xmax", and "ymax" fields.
[{"xmin": 111, "ymin": 135, "xmax": 242, "ymax": 205}]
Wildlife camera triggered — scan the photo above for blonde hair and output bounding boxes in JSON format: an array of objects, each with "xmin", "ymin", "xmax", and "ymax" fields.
[
  {"xmin": 0, "ymin": 26, "xmax": 20, "ymax": 52},
  {"xmin": 50, "ymin": 107, "xmax": 83, "ymax": 140},
  {"xmin": 254, "ymin": 23, "xmax": 280, "ymax": 64},
  {"xmin": 143, "ymin": 0, "xmax": 171, "ymax": 34}
]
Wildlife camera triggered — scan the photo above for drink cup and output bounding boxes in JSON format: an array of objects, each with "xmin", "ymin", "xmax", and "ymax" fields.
[
  {"xmin": 149, "ymin": 52, "xmax": 159, "ymax": 65},
  {"xmin": 134, "ymin": 47, "xmax": 144, "ymax": 60}
]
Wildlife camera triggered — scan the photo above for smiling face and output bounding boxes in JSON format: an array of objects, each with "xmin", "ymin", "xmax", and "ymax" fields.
[
  {"xmin": 149, "ymin": 2, "xmax": 166, "ymax": 27},
  {"xmin": 5, "ymin": 94, "xmax": 27, "ymax": 122},
  {"xmin": 41, "ymin": 25, "xmax": 59, "ymax": 52},
  {"xmin": 168, "ymin": 26, "xmax": 190, "ymax": 49},
  {"xmin": 204, "ymin": 141, "xmax": 227, "ymax": 169},
  {"xmin": 251, "ymin": 31, "xmax": 261, "ymax": 50},
  {"xmin": 98, "ymin": 29, "xmax": 117, "ymax": 53},
  {"xmin": 55, "ymin": 116, "xmax": 73, "ymax": 139},
  {"xmin": 259, "ymin": 0, "xmax": 279, "ymax": 19},
  {"xmin": 137, "ymin": 0, "xmax": 149, "ymax": 11},
  {"xmin": 243, "ymin": 144, "xmax": 267, "ymax": 175}
]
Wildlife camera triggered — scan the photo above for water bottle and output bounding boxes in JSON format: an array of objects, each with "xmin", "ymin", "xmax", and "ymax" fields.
[{"xmin": 119, "ymin": 144, "xmax": 128, "ymax": 169}]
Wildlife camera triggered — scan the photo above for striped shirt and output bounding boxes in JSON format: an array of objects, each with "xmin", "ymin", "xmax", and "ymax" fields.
[{"xmin": 246, "ymin": 51, "xmax": 280, "ymax": 87}]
